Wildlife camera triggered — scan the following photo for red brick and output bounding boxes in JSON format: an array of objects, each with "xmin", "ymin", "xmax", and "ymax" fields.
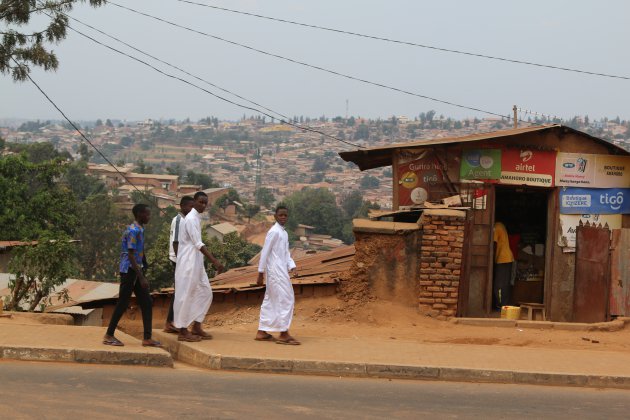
[
  {"xmin": 443, "ymin": 287, "xmax": 458, "ymax": 292},
  {"xmin": 449, "ymin": 292, "xmax": 459, "ymax": 298},
  {"xmin": 418, "ymin": 298, "xmax": 435, "ymax": 304},
  {"xmin": 431, "ymin": 251, "xmax": 448, "ymax": 257},
  {"xmin": 438, "ymin": 257, "xmax": 453, "ymax": 264},
  {"xmin": 451, "ymin": 281, "xmax": 460, "ymax": 287},
  {"xmin": 419, "ymin": 281, "xmax": 433, "ymax": 286},
  {"xmin": 420, "ymin": 274, "xmax": 430, "ymax": 280},
  {"xmin": 448, "ymin": 252, "xmax": 462, "ymax": 258},
  {"xmin": 423, "ymin": 235, "xmax": 437, "ymax": 241},
  {"xmin": 429, "ymin": 274, "xmax": 445, "ymax": 280},
  {"xmin": 434, "ymin": 240, "xmax": 448, "ymax": 246},
  {"xmin": 443, "ymin": 225, "xmax": 458, "ymax": 230},
  {"xmin": 423, "ymin": 224, "xmax": 438, "ymax": 230},
  {"xmin": 435, "ymin": 280, "xmax": 451, "ymax": 286},
  {"xmin": 432, "ymin": 303, "xmax": 448, "ymax": 309},
  {"xmin": 453, "ymin": 269, "xmax": 461, "ymax": 275},
  {"xmin": 430, "ymin": 262, "xmax": 443, "ymax": 268},
  {"xmin": 419, "ymin": 291, "xmax": 434, "ymax": 297},
  {"xmin": 445, "ymin": 263, "xmax": 461, "ymax": 270},
  {"xmin": 433, "ymin": 292, "xmax": 448, "ymax": 298}
]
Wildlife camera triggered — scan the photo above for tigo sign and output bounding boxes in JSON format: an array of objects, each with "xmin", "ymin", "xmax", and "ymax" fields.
[{"xmin": 559, "ymin": 188, "xmax": 630, "ymax": 214}]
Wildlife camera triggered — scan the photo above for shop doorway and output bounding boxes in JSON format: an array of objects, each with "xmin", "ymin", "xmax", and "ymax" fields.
[{"xmin": 493, "ymin": 186, "xmax": 549, "ymax": 310}]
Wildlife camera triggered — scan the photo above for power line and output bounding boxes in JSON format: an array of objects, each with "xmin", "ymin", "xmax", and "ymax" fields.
[
  {"xmin": 10, "ymin": 57, "xmax": 168, "ymax": 215},
  {"xmin": 107, "ymin": 1, "xmax": 520, "ymax": 122},
  {"xmin": 62, "ymin": 12, "xmax": 360, "ymax": 149},
  {"xmin": 173, "ymin": 0, "xmax": 630, "ymax": 81},
  {"xmin": 57, "ymin": 19, "xmax": 363, "ymax": 149}
]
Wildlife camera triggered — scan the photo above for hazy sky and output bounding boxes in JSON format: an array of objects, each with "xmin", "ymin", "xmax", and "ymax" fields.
[{"xmin": 3, "ymin": 0, "xmax": 629, "ymax": 122}]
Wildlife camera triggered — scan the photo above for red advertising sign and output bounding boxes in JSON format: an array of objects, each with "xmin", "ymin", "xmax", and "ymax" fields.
[{"xmin": 500, "ymin": 148, "xmax": 556, "ymax": 187}]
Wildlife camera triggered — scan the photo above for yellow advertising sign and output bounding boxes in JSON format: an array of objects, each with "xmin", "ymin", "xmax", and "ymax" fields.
[{"xmin": 594, "ymin": 155, "xmax": 630, "ymax": 188}]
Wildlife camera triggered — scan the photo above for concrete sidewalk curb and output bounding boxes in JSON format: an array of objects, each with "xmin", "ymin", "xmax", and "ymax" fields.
[
  {"xmin": 0, "ymin": 345, "xmax": 173, "ymax": 367},
  {"xmin": 451, "ymin": 318, "xmax": 628, "ymax": 332},
  {"xmin": 155, "ymin": 332, "xmax": 630, "ymax": 389}
]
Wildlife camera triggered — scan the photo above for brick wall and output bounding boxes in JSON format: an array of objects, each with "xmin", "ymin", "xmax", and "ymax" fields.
[{"xmin": 418, "ymin": 212, "xmax": 466, "ymax": 320}]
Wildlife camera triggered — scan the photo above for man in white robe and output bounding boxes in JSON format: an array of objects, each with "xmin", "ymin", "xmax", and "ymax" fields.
[
  {"xmin": 255, "ymin": 205, "xmax": 300, "ymax": 345},
  {"xmin": 174, "ymin": 191, "xmax": 224, "ymax": 342}
]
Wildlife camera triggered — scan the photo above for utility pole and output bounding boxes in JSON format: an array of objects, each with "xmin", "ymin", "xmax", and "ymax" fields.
[
  {"xmin": 345, "ymin": 99, "xmax": 349, "ymax": 121},
  {"xmin": 255, "ymin": 147, "xmax": 262, "ymax": 205},
  {"xmin": 513, "ymin": 105, "xmax": 518, "ymax": 129}
]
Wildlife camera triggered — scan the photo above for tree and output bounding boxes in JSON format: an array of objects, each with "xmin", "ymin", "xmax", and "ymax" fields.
[
  {"xmin": 134, "ymin": 158, "xmax": 153, "ymax": 174},
  {"xmin": 186, "ymin": 170, "xmax": 217, "ymax": 189},
  {"xmin": 6, "ymin": 233, "xmax": 76, "ymax": 311},
  {"xmin": 311, "ymin": 155, "xmax": 329, "ymax": 172},
  {"xmin": 0, "ymin": 152, "xmax": 77, "ymax": 240},
  {"xmin": 284, "ymin": 188, "xmax": 344, "ymax": 240},
  {"xmin": 205, "ymin": 232, "xmax": 261, "ymax": 275},
  {"xmin": 360, "ymin": 174, "xmax": 380, "ymax": 189},
  {"xmin": 105, "ymin": 118, "xmax": 114, "ymax": 127},
  {"xmin": 243, "ymin": 203, "xmax": 260, "ymax": 223},
  {"xmin": 256, "ymin": 187, "xmax": 275, "ymax": 208},
  {"xmin": 1, "ymin": 0, "xmax": 106, "ymax": 81},
  {"xmin": 75, "ymin": 194, "xmax": 126, "ymax": 280},
  {"xmin": 63, "ymin": 161, "xmax": 106, "ymax": 201}
]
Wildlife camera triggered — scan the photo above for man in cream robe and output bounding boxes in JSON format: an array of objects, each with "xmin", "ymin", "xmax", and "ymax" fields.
[
  {"xmin": 174, "ymin": 191, "xmax": 224, "ymax": 342},
  {"xmin": 255, "ymin": 205, "xmax": 300, "ymax": 345}
]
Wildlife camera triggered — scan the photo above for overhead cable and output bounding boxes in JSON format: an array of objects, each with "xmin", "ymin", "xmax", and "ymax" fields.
[
  {"xmin": 173, "ymin": 0, "xmax": 630, "ymax": 81},
  {"xmin": 107, "ymin": 1, "xmax": 522, "ymax": 122}
]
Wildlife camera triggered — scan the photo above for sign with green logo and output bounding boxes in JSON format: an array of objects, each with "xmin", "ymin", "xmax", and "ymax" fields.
[{"xmin": 460, "ymin": 149, "xmax": 501, "ymax": 180}]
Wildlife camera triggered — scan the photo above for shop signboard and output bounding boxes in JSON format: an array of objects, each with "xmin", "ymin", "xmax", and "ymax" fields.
[
  {"xmin": 558, "ymin": 214, "xmax": 622, "ymax": 250},
  {"xmin": 500, "ymin": 148, "xmax": 556, "ymax": 187},
  {"xmin": 557, "ymin": 153, "xmax": 630, "ymax": 188},
  {"xmin": 594, "ymin": 155, "xmax": 630, "ymax": 188},
  {"xmin": 556, "ymin": 152, "xmax": 596, "ymax": 187},
  {"xmin": 560, "ymin": 187, "xmax": 630, "ymax": 214},
  {"xmin": 397, "ymin": 149, "xmax": 448, "ymax": 206},
  {"xmin": 460, "ymin": 149, "xmax": 501, "ymax": 181}
]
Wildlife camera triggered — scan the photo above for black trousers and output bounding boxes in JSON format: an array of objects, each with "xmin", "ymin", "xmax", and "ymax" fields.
[
  {"xmin": 106, "ymin": 271, "xmax": 153, "ymax": 340},
  {"xmin": 493, "ymin": 262, "xmax": 513, "ymax": 309},
  {"xmin": 166, "ymin": 262, "xmax": 176, "ymax": 323}
]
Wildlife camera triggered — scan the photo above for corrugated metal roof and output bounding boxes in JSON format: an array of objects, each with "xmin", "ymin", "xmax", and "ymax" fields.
[{"xmin": 339, "ymin": 124, "xmax": 629, "ymax": 170}]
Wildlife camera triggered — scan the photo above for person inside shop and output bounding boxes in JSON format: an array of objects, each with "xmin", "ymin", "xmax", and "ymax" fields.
[{"xmin": 493, "ymin": 221, "xmax": 515, "ymax": 309}]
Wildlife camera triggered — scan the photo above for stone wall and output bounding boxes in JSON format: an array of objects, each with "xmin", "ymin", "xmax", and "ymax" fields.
[{"xmin": 417, "ymin": 210, "xmax": 466, "ymax": 319}]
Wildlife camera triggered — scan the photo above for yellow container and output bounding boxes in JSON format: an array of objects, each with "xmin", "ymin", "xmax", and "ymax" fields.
[{"xmin": 501, "ymin": 305, "xmax": 521, "ymax": 320}]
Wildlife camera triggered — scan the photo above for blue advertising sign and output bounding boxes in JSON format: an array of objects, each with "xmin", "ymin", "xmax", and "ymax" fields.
[{"xmin": 560, "ymin": 188, "xmax": 630, "ymax": 214}]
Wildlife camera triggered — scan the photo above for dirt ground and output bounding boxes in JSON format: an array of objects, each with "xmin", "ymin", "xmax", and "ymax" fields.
[{"xmin": 205, "ymin": 296, "xmax": 630, "ymax": 353}]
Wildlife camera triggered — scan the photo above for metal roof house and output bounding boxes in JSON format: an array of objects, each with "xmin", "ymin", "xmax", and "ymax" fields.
[{"xmin": 339, "ymin": 125, "xmax": 630, "ymax": 322}]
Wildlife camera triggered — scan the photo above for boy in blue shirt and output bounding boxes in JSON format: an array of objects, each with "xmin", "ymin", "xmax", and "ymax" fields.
[{"xmin": 103, "ymin": 203, "xmax": 161, "ymax": 347}]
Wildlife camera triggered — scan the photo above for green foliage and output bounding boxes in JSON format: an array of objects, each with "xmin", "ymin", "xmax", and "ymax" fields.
[
  {"xmin": 1, "ymin": 0, "xmax": 106, "ymax": 81},
  {"xmin": 185, "ymin": 170, "xmax": 217, "ymax": 189},
  {"xmin": 144, "ymin": 225, "xmax": 174, "ymax": 291},
  {"xmin": 360, "ymin": 174, "xmax": 380, "ymax": 189},
  {"xmin": 74, "ymin": 194, "xmax": 126, "ymax": 280},
  {"xmin": 0, "ymin": 153, "xmax": 77, "ymax": 240},
  {"xmin": 7, "ymin": 232, "xmax": 76, "ymax": 311},
  {"xmin": 244, "ymin": 203, "xmax": 260, "ymax": 222},
  {"xmin": 63, "ymin": 161, "xmax": 106, "ymax": 201},
  {"xmin": 145, "ymin": 228, "xmax": 261, "ymax": 291},
  {"xmin": 256, "ymin": 187, "xmax": 275, "ymax": 208},
  {"xmin": 206, "ymin": 232, "xmax": 261, "ymax": 275},
  {"xmin": 283, "ymin": 187, "xmax": 344, "ymax": 240}
]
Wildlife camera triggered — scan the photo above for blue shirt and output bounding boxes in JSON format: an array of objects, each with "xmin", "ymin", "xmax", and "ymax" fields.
[{"xmin": 119, "ymin": 221, "xmax": 145, "ymax": 274}]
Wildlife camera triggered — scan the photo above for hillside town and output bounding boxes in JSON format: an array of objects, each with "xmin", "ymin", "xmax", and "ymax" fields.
[{"xmin": 2, "ymin": 114, "xmax": 629, "ymax": 214}]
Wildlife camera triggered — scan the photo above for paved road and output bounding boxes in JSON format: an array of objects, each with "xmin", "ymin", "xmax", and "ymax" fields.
[{"xmin": 1, "ymin": 360, "xmax": 629, "ymax": 419}]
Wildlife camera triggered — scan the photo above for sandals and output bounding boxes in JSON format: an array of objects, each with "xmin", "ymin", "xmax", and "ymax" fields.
[
  {"xmin": 103, "ymin": 336, "xmax": 124, "ymax": 346},
  {"xmin": 254, "ymin": 334, "xmax": 276, "ymax": 342},
  {"xmin": 178, "ymin": 334, "xmax": 202, "ymax": 342},
  {"xmin": 276, "ymin": 338, "xmax": 301, "ymax": 345},
  {"xmin": 142, "ymin": 339, "xmax": 163, "ymax": 348}
]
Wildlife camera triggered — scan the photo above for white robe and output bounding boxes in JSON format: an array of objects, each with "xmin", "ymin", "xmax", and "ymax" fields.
[
  {"xmin": 258, "ymin": 222, "xmax": 296, "ymax": 332},
  {"xmin": 173, "ymin": 208, "xmax": 212, "ymax": 329}
]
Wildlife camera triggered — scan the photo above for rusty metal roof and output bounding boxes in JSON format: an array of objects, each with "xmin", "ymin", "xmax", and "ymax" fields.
[
  {"xmin": 210, "ymin": 245, "xmax": 355, "ymax": 291},
  {"xmin": 339, "ymin": 124, "xmax": 629, "ymax": 170}
]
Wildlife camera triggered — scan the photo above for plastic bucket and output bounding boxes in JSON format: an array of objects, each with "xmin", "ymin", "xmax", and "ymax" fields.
[{"xmin": 501, "ymin": 306, "xmax": 521, "ymax": 320}]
